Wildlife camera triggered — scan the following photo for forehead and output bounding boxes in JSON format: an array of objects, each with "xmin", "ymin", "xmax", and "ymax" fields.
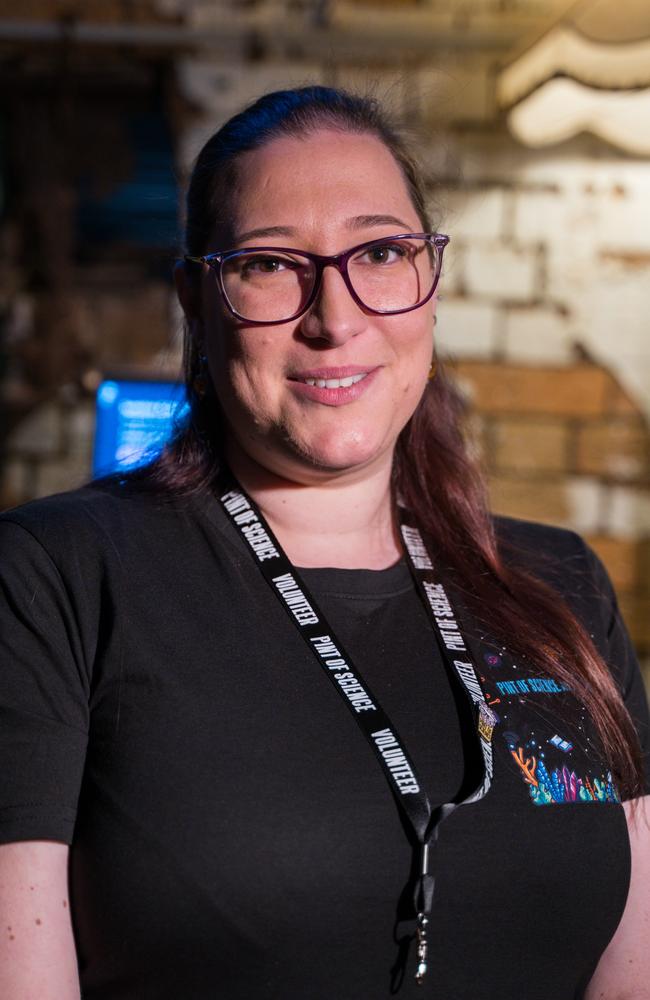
[{"xmin": 228, "ymin": 129, "xmax": 421, "ymax": 242}]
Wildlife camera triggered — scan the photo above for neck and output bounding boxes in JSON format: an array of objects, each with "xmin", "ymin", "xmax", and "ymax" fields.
[{"xmin": 225, "ymin": 445, "xmax": 402, "ymax": 570}]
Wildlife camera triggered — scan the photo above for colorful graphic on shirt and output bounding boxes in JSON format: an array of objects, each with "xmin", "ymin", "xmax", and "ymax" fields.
[
  {"xmin": 495, "ymin": 676, "xmax": 571, "ymax": 696},
  {"xmin": 509, "ymin": 745, "xmax": 620, "ymax": 806},
  {"xmin": 483, "ymin": 651, "xmax": 503, "ymax": 669},
  {"xmin": 549, "ymin": 734, "xmax": 573, "ymax": 753},
  {"xmin": 477, "ymin": 648, "xmax": 621, "ymax": 807}
]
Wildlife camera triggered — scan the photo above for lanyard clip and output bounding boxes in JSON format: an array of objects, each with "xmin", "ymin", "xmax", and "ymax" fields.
[
  {"xmin": 415, "ymin": 911, "xmax": 429, "ymax": 985},
  {"xmin": 414, "ymin": 842, "xmax": 434, "ymax": 985}
]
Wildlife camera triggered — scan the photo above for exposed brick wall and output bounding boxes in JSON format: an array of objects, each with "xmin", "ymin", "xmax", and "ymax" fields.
[
  {"xmin": 2, "ymin": 272, "xmax": 180, "ymax": 506},
  {"xmin": 454, "ymin": 357, "xmax": 650, "ymax": 680},
  {"xmin": 433, "ymin": 145, "xmax": 650, "ymax": 419}
]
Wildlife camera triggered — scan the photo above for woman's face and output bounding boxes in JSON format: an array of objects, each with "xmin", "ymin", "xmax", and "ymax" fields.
[{"xmin": 195, "ymin": 128, "xmax": 436, "ymax": 483}]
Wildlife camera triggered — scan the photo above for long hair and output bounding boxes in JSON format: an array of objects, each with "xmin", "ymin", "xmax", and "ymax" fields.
[{"xmin": 148, "ymin": 86, "xmax": 644, "ymax": 797}]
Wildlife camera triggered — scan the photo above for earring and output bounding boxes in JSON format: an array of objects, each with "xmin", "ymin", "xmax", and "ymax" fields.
[
  {"xmin": 193, "ymin": 354, "xmax": 209, "ymax": 399},
  {"xmin": 428, "ymin": 319, "xmax": 438, "ymax": 380}
]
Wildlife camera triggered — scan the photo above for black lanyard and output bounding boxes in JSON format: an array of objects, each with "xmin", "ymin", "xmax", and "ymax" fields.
[{"xmin": 218, "ymin": 477, "xmax": 496, "ymax": 985}]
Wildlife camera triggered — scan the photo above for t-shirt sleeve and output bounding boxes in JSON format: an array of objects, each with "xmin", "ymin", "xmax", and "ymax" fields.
[
  {"xmin": 0, "ymin": 519, "xmax": 90, "ymax": 844},
  {"xmin": 583, "ymin": 541, "xmax": 650, "ymax": 797}
]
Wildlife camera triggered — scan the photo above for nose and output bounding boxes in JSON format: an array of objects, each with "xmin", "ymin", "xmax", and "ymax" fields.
[{"xmin": 298, "ymin": 263, "xmax": 367, "ymax": 345}]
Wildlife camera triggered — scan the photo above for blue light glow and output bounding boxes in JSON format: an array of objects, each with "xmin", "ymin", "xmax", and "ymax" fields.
[{"xmin": 93, "ymin": 378, "xmax": 189, "ymax": 477}]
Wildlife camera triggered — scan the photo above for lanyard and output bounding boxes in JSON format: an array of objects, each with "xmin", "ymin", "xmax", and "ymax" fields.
[{"xmin": 218, "ymin": 477, "xmax": 496, "ymax": 986}]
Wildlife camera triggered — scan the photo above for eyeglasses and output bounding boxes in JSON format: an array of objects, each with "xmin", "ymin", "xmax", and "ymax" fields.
[{"xmin": 184, "ymin": 232, "xmax": 449, "ymax": 325}]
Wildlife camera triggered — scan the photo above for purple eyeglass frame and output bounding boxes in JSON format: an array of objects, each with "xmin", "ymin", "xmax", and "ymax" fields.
[{"xmin": 184, "ymin": 232, "xmax": 450, "ymax": 326}]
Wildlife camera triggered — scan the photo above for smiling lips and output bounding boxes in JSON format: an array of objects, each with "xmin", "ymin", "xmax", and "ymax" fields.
[
  {"xmin": 287, "ymin": 366, "xmax": 379, "ymax": 405},
  {"xmin": 300, "ymin": 373, "xmax": 366, "ymax": 389}
]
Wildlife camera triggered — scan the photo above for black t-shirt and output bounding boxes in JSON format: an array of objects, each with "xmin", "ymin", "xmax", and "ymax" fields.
[{"xmin": 0, "ymin": 480, "xmax": 648, "ymax": 1000}]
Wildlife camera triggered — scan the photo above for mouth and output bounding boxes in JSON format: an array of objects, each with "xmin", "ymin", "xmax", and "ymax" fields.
[
  {"xmin": 288, "ymin": 365, "xmax": 376, "ymax": 385},
  {"xmin": 293, "ymin": 372, "xmax": 369, "ymax": 389},
  {"xmin": 286, "ymin": 366, "xmax": 380, "ymax": 406}
]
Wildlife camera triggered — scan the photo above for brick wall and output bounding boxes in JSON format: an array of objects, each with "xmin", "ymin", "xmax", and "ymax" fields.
[
  {"xmin": 454, "ymin": 358, "xmax": 650, "ymax": 678},
  {"xmin": 2, "ymin": 277, "xmax": 179, "ymax": 504},
  {"xmin": 433, "ymin": 145, "xmax": 650, "ymax": 418}
]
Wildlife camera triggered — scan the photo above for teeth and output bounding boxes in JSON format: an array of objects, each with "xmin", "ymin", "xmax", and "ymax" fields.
[{"xmin": 301, "ymin": 373, "xmax": 368, "ymax": 388}]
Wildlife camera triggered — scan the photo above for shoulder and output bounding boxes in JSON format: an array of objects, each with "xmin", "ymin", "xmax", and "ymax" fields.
[
  {"xmin": 493, "ymin": 514, "xmax": 607, "ymax": 595},
  {"xmin": 493, "ymin": 513, "xmax": 619, "ymax": 647},
  {"xmin": 494, "ymin": 513, "xmax": 589, "ymax": 561},
  {"xmin": 492, "ymin": 516, "xmax": 650, "ymax": 782},
  {"xmin": 2, "ymin": 479, "xmax": 122, "ymax": 534},
  {"xmin": 0, "ymin": 477, "xmax": 198, "ymax": 571}
]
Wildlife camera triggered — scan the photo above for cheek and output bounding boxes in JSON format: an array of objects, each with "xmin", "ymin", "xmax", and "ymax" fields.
[
  {"xmin": 208, "ymin": 328, "xmax": 281, "ymax": 418},
  {"xmin": 392, "ymin": 314, "xmax": 434, "ymax": 387},
  {"xmin": 199, "ymin": 277, "xmax": 285, "ymax": 432}
]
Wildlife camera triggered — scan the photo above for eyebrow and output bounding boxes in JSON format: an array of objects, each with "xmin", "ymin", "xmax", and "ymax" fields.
[
  {"xmin": 233, "ymin": 215, "xmax": 413, "ymax": 245},
  {"xmin": 346, "ymin": 214, "xmax": 412, "ymax": 231},
  {"xmin": 234, "ymin": 225, "xmax": 296, "ymax": 243}
]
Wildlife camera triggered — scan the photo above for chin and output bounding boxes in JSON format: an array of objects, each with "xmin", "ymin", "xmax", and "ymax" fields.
[{"xmin": 289, "ymin": 427, "xmax": 389, "ymax": 474}]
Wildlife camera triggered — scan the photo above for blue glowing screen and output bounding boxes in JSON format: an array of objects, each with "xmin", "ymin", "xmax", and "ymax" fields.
[{"xmin": 93, "ymin": 379, "xmax": 189, "ymax": 477}]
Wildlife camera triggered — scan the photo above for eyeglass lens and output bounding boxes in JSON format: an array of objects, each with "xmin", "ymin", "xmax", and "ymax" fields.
[{"xmin": 220, "ymin": 238, "xmax": 439, "ymax": 322}]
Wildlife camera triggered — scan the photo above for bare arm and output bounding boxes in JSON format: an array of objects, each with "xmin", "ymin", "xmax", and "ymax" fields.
[
  {"xmin": 585, "ymin": 796, "xmax": 650, "ymax": 1000},
  {"xmin": 0, "ymin": 841, "xmax": 80, "ymax": 1000}
]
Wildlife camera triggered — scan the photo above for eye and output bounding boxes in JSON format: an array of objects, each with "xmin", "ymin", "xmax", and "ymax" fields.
[
  {"xmin": 240, "ymin": 254, "xmax": 300, "ymax": 275},
  {"xmin": 358, "ymin": 243, "xmax": 409, "ymax": 265}
]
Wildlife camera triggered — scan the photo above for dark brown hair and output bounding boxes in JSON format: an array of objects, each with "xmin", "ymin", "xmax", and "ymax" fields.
[{"xmin": 150, "ymin": 86, "xmax": 644, "ymax": 798}]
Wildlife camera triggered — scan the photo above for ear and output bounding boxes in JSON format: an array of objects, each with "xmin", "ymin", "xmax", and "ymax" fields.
[{"xmin": 174, "ymin": 259, "xmax": 201, "ymax": 322}]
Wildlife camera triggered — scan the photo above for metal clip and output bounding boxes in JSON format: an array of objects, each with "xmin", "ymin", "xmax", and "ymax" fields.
[{"xmin": 415, "ymin": 911, "xmax": 429, "ymax": 985}]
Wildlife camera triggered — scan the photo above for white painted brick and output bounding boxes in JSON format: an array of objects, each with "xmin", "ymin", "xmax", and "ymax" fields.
[
  {"xmin": 509, "ymin": 146, "xmax": 609, "ymax": 191},
  {"xmin": 435, "ymin": 297, "xmax": 498, "ymax": 359},
  {"xmin": 441, "ymin": 187, "xmax": 506, "ymax": 243},
  {"xmin": 565, "ymin": 477, "xmax": 606, "ymax": 535},
  {"xmin": 544, "ymin": 240, "xmax": 598, "ymax": 304},
  {"xmin": 437, "ymin": 239, "xmax": 465, "ymax": 296},
  {"xmin": 370, "ymin": 75, "xmax": 642, "ymax": 425},
  {"xmin": 512, "ymin": 156, "xmax": 650, "ymax": 250},
  {"xmin": 575, "ymin": 263, "xmax": 650, "ymax": 421},
  {"xmin": 512, "ymin": 191, "xmax": 559, "ymax": 245},
  {"xmin": 605, "ymin": 486, "xmax": 650, "ymax": 539},
  {"xmin": 594, "ymin": 163, "xmax": 650, "ymax": 252},
  {"xmin": 503, "ymin": 307, "xmax": 573, "ymax": 364},
  {"xmin": 464, "ymin": 244, "xmax": 538, "ymax": 302},
  {"xmin": 597, "ymin": 201, "xmax": 650, "ymax": 253},
  {"xmin": 425, "ymin": 186, "xmax": 448, "ymax": 233}
]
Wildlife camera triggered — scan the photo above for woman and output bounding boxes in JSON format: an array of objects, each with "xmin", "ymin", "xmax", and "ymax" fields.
[{"xmin": 0, "ymin": 86, "xmax": 648, "ymax": 1000}]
